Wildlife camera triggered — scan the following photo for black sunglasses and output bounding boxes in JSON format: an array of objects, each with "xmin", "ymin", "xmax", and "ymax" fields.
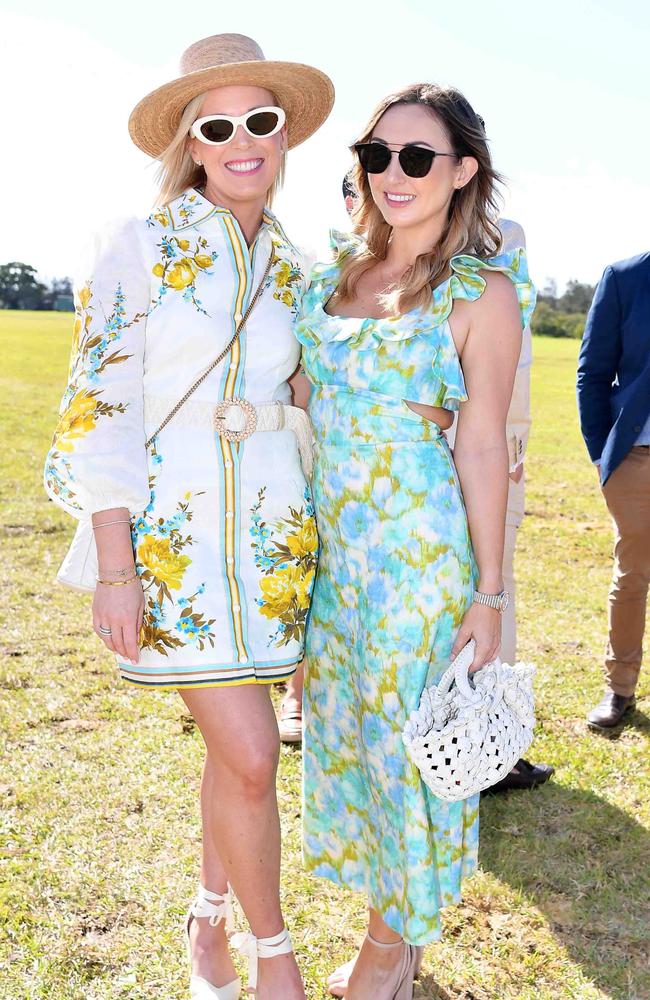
[{"xmin": 353, "ymin": 142, "xmax": 459, "ymax": 178}]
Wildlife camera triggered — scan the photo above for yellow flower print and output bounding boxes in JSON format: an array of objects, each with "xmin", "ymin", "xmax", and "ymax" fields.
[
  {"xmin": 250, "ymin": 486, "xmax": 318, "ymax": 646},
  {"xmin": 56, "ymin": 388, "xmax": 99, "ymax": 451},
  {"xmin": 268, "ymin": 251, "xmax": 303, "ymax": 317},
  {"xmin": 286, "ymin": 518, "xmax": 318, "ymax": 559},
  {"xmin": 69, "ymin": 313, "xmax": 83, "ymax": 374},
  {"xmin": 151, "ymin": 234, "xmax": 216, "ymax": 315},
  {"xmin": 295, "ymin": 567, "xmax": 315, "ymax": 610},
  {"xmin": 258, "ymin": 564, "xmax": 302, "ymax": 620},
  {"xmin": 166, "ymin": 258, "xmax": 198, "ymax": 290},
  {"xmin": 78, "ymin": 285, "xmax": 92, "ymax": 310},
  {"xmin": 194, "ymin": 254, "xmax": 213, "ymax": 270},
  {"xmin": 137, "ymin": 535, "xmax": 191, "ymax": 591},
  {"xmin": 274, "ymin": 261, "xmax": 292, "ymax": 287}
]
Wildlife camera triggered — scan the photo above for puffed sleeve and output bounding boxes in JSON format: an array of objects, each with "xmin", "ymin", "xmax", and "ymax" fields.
[{"xmin": 43, "ymin": 217, "xmax": 152, "ymax": 519}]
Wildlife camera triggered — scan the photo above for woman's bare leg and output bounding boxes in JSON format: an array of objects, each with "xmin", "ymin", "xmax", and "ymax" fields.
[
  {"xmin": 185, "ymin": 754, "xmax": 238, "ymax": 988},
  {"xmin": 181, "ymin": 684, "xmax": 305, "ymax": 1000}
]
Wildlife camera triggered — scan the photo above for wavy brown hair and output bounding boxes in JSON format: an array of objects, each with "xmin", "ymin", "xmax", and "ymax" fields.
[{"xmin": 338, "ymin": 83, "xmax": 503, "ymax": 315}]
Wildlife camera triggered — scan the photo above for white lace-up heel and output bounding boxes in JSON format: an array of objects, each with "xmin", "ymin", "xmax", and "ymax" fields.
[
  {"xmin": 230, "ymin": 926, "xmax": 294, "ymax": 994},
  {"xmin": 185, "ymin": 884, "xmax": 242, "ymax": 1000}
]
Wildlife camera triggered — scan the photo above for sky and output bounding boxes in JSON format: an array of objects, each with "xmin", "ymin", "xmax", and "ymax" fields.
[{"xmin": 1, "ymin": 0, "xmax": 649, "ymax": 292}]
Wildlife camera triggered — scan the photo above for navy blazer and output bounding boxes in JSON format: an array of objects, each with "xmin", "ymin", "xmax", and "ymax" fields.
[{"xmin": 577, "ymin": 252, "xmax": 650, "ymax": 484}]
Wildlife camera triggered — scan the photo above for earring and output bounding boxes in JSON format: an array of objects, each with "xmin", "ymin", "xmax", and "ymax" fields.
[{"xmin": 195, "ymin": 159, "xmax": 203, "ymax": 167}]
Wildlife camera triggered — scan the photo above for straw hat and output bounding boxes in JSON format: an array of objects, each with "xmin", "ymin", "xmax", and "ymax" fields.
[{"xmin": 128, "ymin": 33, "xmax": 335, "ymax": 157}]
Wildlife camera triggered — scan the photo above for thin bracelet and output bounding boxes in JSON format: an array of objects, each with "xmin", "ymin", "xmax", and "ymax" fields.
[
  {"xmin": 93, "ymin": 519, "xmax": 132, "ymax": 529},
  {"xmin": 96, "ymin": 575, "xmax": 139, "ymax": 586},
  {"xmin": 99, "ymin": 566, "xmax": 134, "ymax": 578}
]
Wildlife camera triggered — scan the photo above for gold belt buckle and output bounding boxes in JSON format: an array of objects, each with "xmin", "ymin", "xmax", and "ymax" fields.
[{"xmin": 213, "ymin": 397, "xmax": 258, "ymax": 441}]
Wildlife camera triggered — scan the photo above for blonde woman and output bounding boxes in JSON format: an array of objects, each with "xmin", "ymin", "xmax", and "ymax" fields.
[
  {"xmin": 44, "ymin": 34, "xmax": 333, "ymax": 1000},
  {"xmin": 295, "ymin": 85, "xmax": 535, "ymax": 998}
]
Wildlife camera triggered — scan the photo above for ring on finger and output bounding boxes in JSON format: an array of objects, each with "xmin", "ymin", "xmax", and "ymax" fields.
[{"xmin": 99, "ymin": 625, "xmax": 112, "ymax": 636}]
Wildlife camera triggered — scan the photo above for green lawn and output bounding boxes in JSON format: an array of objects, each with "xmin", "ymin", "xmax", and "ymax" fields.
[{"xmin": 1, "ymin": 313, "xmax": 648, "ymax": 1000}]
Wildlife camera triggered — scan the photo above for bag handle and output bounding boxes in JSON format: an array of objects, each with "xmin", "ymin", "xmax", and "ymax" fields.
[
  {"xmin": 436, "ymin": 640, "xmax": 483, "ymax": 702},
  {"xmin": 145, "ymin": 246, "xmax": 275, "ymax": 449}
]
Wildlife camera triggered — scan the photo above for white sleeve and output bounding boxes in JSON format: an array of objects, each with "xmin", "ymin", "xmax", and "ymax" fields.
[
  {"xmin": 44, "ymin": 218, "xmax": 151, "ymax": 519},
  {"xmin": 506, "ymin": 352, "xmax": 531, "ymax": 470},
  {"xmin": 499, "ymin": 219, "xmax": 532, "ymax": 467}
]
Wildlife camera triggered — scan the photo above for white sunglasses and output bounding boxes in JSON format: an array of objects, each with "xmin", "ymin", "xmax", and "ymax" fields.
[{"xmin": 190, "ymin": 106, "xmax": 286, "ymax": 146}]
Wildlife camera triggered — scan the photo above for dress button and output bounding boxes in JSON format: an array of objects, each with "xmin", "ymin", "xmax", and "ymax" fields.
[
  {"xmin": 226, "ymin": 511, "xmax": 234, "ymax": 519},
  {"xmin": 634, "ymin": 425, "xmax": 642, "ymax": 433},
  {"xmin": 233, "ymin": 604, "xmax": 241, "ymax": 612},
  {"xmin": 230, "ymin": 363, "xmax": 237, "ymax": 370},
  {"xmin": 226, "ymin": 556, "xmax": 234, "ymax": 564},
  {"xmin": 225, "ymin": 460, "xmax": 233, "ymax": 468},
  {"xmin": 239, "ymin": 655, "xmax": 248, "ymax": 664}
]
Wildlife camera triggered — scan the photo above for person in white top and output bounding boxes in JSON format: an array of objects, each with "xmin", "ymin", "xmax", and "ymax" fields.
[{"xmin": 45, "ymin": 33, "xmax": 333, "ymax": 1000}]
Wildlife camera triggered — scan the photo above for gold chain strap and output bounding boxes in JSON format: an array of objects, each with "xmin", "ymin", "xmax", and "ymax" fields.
[{"xmin": 145, "ymin": 247, "xmax": 275, "ymax": 449}]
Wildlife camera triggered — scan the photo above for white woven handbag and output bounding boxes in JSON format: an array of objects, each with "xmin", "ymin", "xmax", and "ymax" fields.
[{"xmin": 402, "ymin": 640, "xmax": 536, "ymax": 801}]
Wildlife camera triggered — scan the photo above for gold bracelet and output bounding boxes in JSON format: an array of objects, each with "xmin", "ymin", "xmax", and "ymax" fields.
[
  {"xmin": 93, "ymin": 519, "xmax": 132, "ymax": 529},
  {"xmin": 96, "ymin": 575, "xmax": 139, "ymax": 586}
]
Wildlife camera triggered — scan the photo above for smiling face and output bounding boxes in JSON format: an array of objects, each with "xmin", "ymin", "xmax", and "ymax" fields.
[
  {"xmin": 367, "ymin": 103, "xmax": 477, "ymax": 233},
  {"xmin": 187, "ymin": 84, "xmax": 286, "ymax": 209}
]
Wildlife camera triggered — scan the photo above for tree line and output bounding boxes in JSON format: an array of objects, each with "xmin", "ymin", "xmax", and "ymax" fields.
[
  {"xmin": 0, "ymin": 262, "xmax": 73, "ymax": 311},
  {"xmin": 531, "ymin": 279, "xmax": 596, "ymax": 339},
  {"xmin": 0, "ymin": 259, "xmax": 596, "ymax": 338}
]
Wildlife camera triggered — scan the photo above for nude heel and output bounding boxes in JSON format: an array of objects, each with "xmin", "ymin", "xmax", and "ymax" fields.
[
  {"xmin": 328, "ymin": 934, "xmax": 424, "ymax": 999},
  {"xmin": 365, "ymin": 933, "xmax": 418, "ymax": 1000},
  {"xmin": 185, "ymin": 884, "xmax": 242, "ymax": 1000},
  {"xmin": 392, "ymin": 944, "xmax": 420, "ymax": 999}
]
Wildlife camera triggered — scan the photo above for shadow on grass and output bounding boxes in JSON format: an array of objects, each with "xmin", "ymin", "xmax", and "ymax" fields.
[{"xmin": 479, "ymin": 764, "xmax": 650, "ymax": 999}]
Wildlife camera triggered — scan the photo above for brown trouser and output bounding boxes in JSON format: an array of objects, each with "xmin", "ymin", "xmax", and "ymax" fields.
[{"xmin": 601, "ymin": 445, "xmax": 650, "ymax": 696}]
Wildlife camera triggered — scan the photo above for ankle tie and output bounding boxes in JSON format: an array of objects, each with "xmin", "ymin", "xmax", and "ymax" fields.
[
  {"xmin": 231, "ymin": 927, "xmax": 293, "ymax": 990},
  {"xmin": 190, "ymin": 883, "xmax": 236, "ymax": 933}
]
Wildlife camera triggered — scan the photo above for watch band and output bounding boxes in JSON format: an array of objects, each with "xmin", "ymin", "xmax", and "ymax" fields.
[{"xmin": 473, "ymin": 590, "xmax": 509, "ymax": 613}]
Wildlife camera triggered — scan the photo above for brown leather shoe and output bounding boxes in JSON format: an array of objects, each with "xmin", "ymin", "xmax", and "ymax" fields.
[{"xmin": 587, "ymin": 691, "xmax": 636, "ymax": 730}]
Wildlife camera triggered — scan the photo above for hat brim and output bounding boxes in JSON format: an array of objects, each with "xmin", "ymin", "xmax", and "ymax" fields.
[{"xmin": 128, "ymin": 61, "xmax": 335, "ymax": 158}]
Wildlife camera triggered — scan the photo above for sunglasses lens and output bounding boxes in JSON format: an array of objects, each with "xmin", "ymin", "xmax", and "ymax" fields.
[
  {"xmin": 246, "ymin": 110, "xmax": 281, "ymax": 136},
  {"xmin": 399, "ymin": 146, "xmax": 435, "ymax": 178},
  {"xmin": 199, "ymin": 119, "xmax": 234, "ymax": 144},
  {"xmin": 356, "ymin": 144, "xmax": 391, "ymax": 174}
]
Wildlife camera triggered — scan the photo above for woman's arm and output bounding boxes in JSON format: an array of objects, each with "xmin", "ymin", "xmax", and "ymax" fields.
[
  {"xmin": 44, "ymin": 218, "xmax": 151, "ymax": 519},
  {"xmin": 44, "ymin": 218, "xmax": 151, "ymax": 662},
  {"xmin": 451, "ymin": 271, "xmax": 522, "ymax": 670},
  {"xmin": 288, "ymin": 367, "xmax": 312, "ymax": 410},
  {"xmin": 91, "ymin": 509, "xmax": 143, "ymax": 664}
]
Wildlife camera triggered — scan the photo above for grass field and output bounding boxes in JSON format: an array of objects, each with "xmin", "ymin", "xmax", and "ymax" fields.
[{"xmin": 1, "ymin": 311, "xmax": 648, "ymax": 1000}]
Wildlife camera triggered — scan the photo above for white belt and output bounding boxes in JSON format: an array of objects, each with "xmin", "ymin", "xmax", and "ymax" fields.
[{"xmin": 144, "ymin": 396, "xmax": 315, "ymax": 476}]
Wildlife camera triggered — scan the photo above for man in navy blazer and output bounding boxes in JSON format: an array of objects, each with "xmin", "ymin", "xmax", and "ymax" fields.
[{"xmin": 577, "ymin": 251, "xmax": 650, "ymax": 729}]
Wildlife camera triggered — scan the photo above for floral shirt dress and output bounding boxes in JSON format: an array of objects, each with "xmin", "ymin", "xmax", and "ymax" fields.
[{"xmin": 44, "ymin": 189, "xmax": 317, "ymax": 688}]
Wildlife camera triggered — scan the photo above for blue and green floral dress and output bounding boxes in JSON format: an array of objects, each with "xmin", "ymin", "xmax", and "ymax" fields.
[{"xmin": 296, "ymin": 233, "xmax": 536, "ymax": 944}]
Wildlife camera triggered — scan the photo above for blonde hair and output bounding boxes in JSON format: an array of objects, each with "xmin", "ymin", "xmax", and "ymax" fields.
[
  {"xmin": 155, "ymin": 92, "xmax": 286, "ymax": 207},
  {"xmin": 339, "ymin": 83, "xmax": 504, "ymax": 315}
]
